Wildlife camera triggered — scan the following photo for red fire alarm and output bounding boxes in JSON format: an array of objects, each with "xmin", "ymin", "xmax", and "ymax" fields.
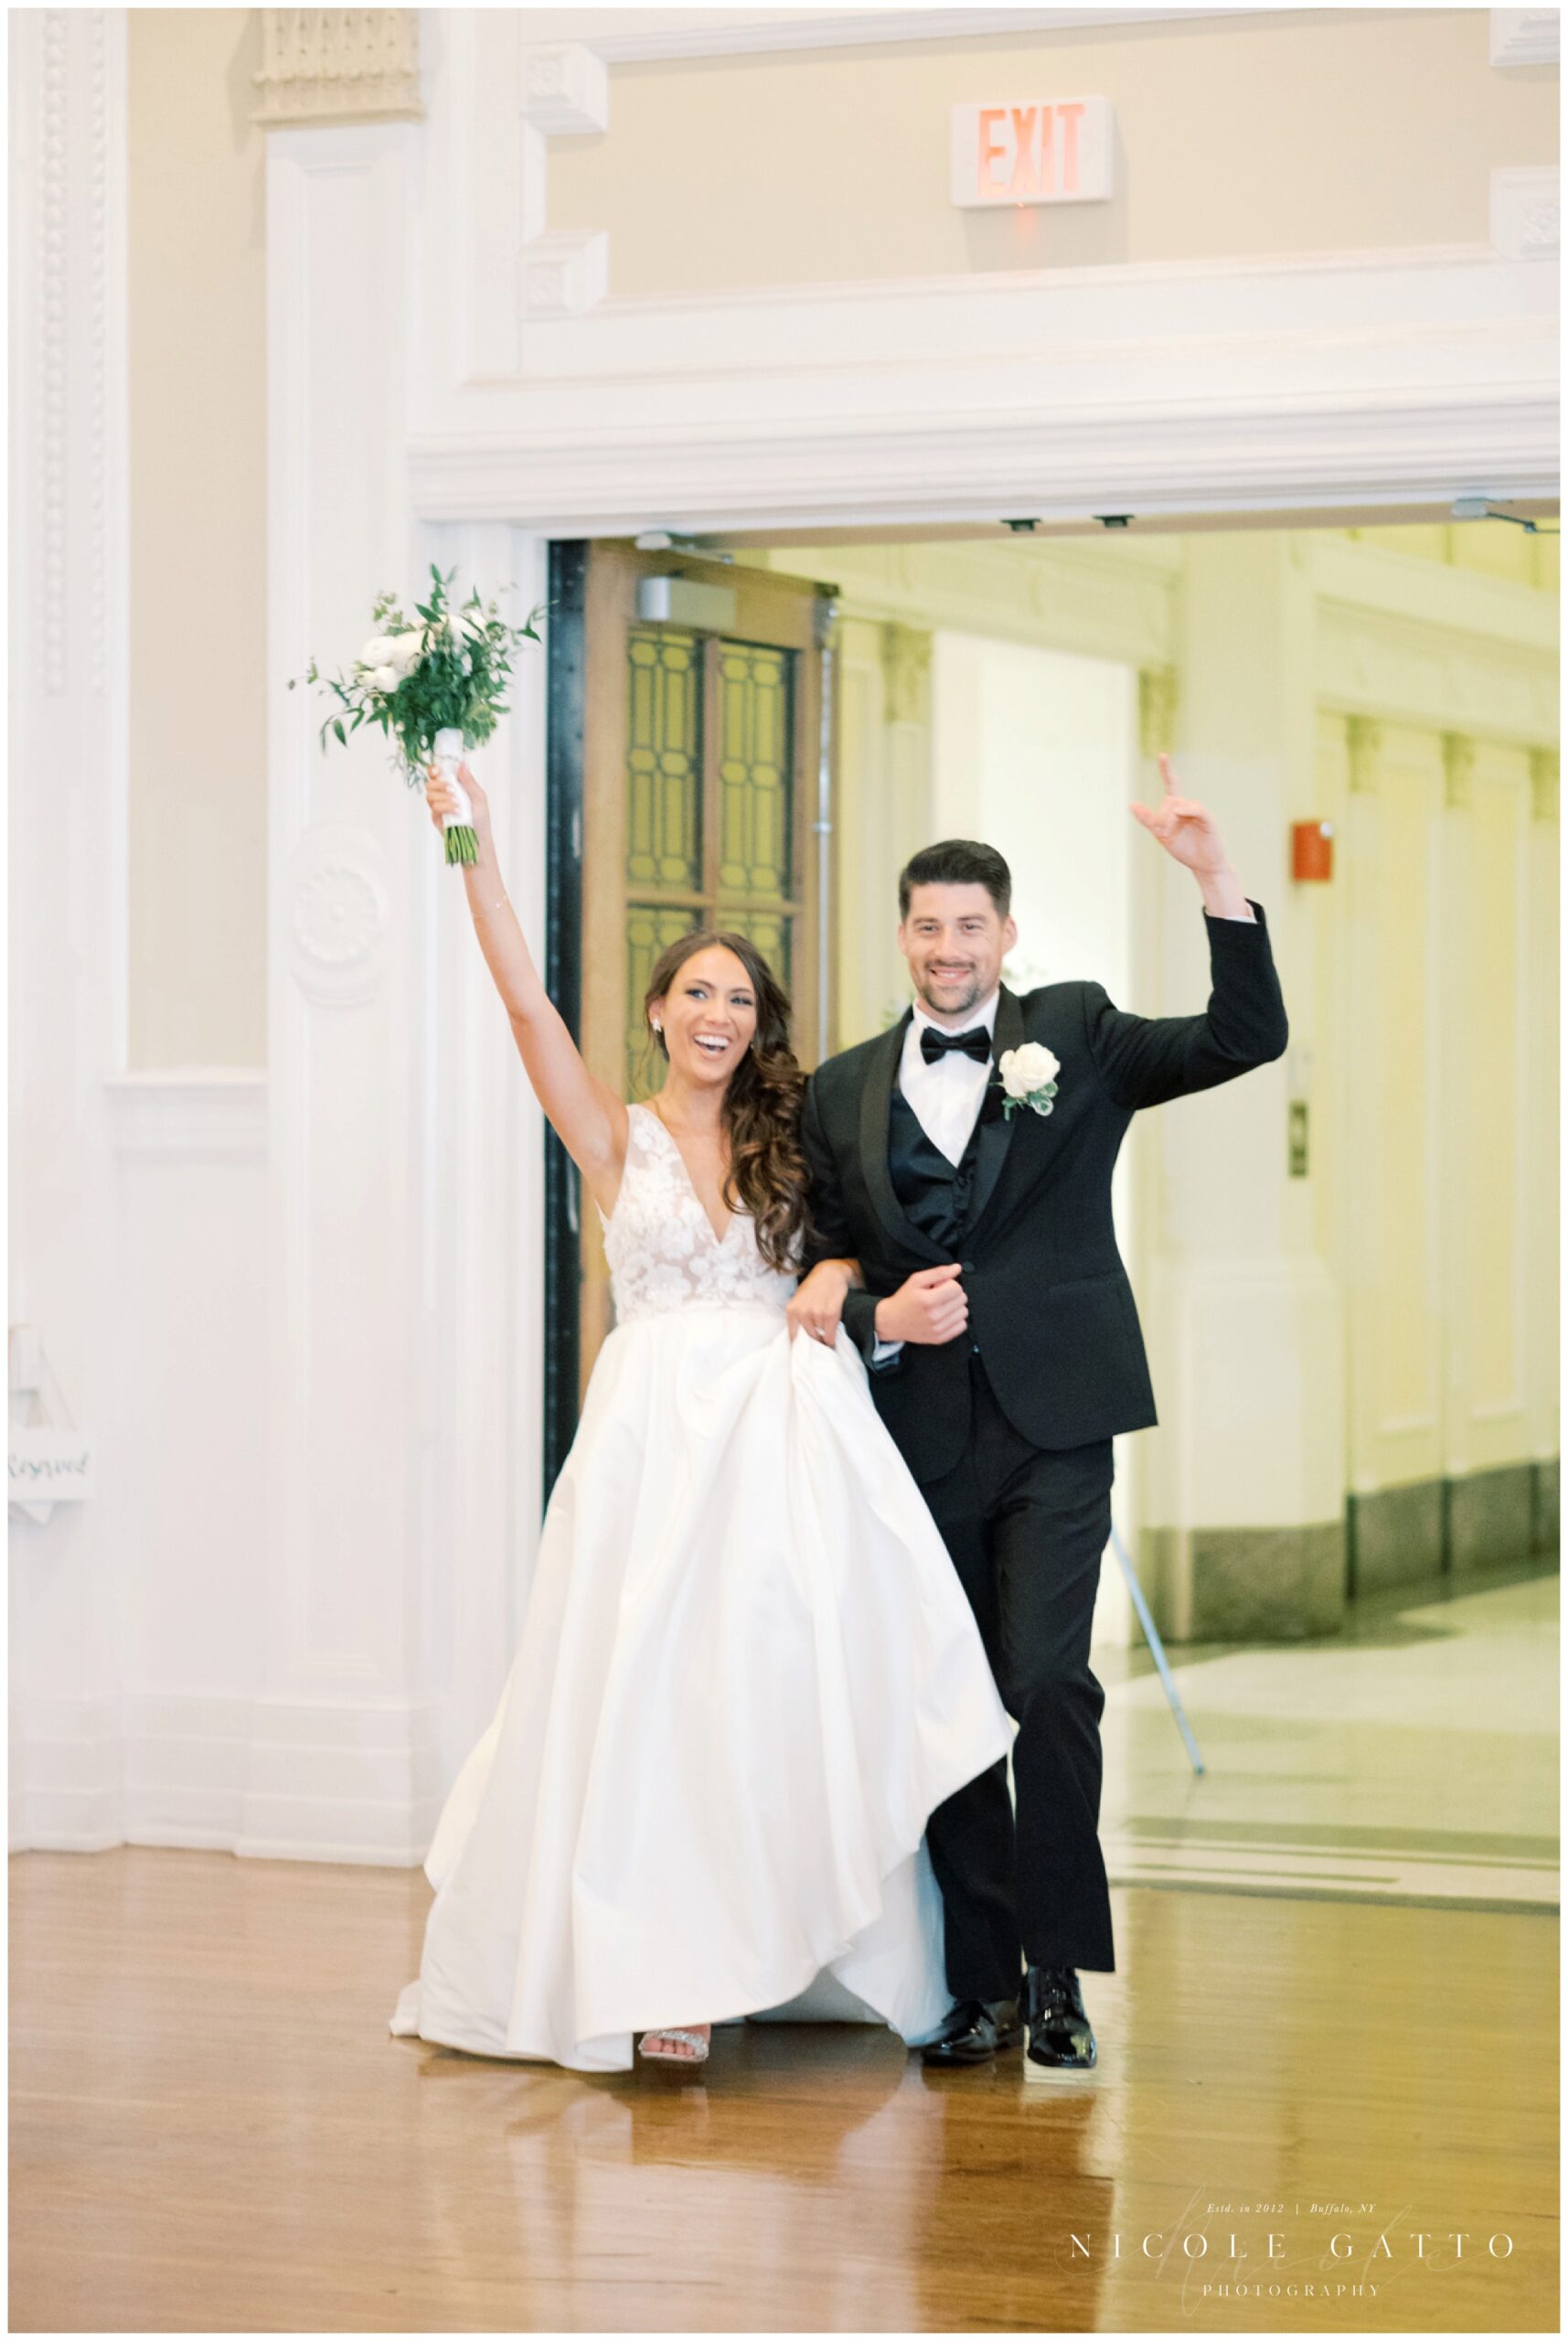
[{"xmin": 1292, "ymin": 820, "xmax": 1334, "ymax": 882}]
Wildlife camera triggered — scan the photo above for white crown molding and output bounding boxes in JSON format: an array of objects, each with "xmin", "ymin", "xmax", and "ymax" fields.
[
  {"xmin": 103, "ymin": 1072, "xmax": 268, "ymax": 1158},
  {"xmin": 1491, "ymin": 166, "xmax": 1560, "ymax": 261},
  {"xmin": 1489, "ymin": 7, "xmax": 1560, "ymax": 67},
  {"xmin": 451, "ymin": 239, "xmax": 1551, "ymax": 379},
  {"xmin": 507, "ymin": 8, "xmax": 1246, "ymax": 65},
  {"xmin": 407, "ymin": 248, "xmax": 1559, "ymax": 534}
]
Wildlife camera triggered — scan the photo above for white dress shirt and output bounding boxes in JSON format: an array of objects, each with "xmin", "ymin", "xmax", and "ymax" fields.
[
  {"xmin": 871, "ymin": 989, "xmax": 999, "ymax": 1363},
  {"xmin": 900, "ymin": 988, "xmax": 1001, "ymax": 1165}
]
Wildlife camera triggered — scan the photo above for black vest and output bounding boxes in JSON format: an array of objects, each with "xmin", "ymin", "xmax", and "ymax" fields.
[{"xmin": 887, "ymin": 1080, "xmax": 987, "ymax": 1254}]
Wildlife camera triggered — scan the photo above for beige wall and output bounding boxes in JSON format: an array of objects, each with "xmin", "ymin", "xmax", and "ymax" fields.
[
  {"xmin": 549, "ymin": 9, "xmax": 1559, "ymax": 296},
  {"xmin": 128, "ymin": 7, "xmax": 267, "ymax": 1067},
  {"xmin": 121, "ymin": 8, "xmax": 1557, "ymax": 1069}
]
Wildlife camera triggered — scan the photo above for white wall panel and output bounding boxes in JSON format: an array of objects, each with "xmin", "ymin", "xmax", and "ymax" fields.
[{"xmin": 9, "ymin": 9, "xmax": 131, "ymax": 1852}]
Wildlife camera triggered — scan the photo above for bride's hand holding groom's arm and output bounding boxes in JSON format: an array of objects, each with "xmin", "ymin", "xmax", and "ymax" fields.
[
  {"xmin": 789, "ymin": 1256, "xmax": 968, "ymax": 1348},
  {"xmin": 426, "ymin": 762, "xmax": 629, "ymax": 1213},
  {"xmin": 786, "ymin": 1257, "xmax": 861, "ymax": 1345}
]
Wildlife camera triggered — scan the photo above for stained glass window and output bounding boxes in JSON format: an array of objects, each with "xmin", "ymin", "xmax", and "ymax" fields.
[
  {"xmin": 720, "ymin": 906, "xmax": 792, "ymax": 1003},
  {"xmin": 716, "ymin": 644, "xmax": 792, "ymax": 902},
  {"xmin": 625, "ymin": 628, "xmax": 701, "ymax": 892},
  {"xmin": 623, "ymin": 625, "xmax": 800, "ymax": 1093},
  {"xmin": 624, "ymin": 903, "xmax": 705, "ymax": 1100}
]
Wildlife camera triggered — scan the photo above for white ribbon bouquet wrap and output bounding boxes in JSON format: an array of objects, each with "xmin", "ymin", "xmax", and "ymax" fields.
[{"xmin": 293, "ymin": 564, "xmax": 541, "ymax": 864}]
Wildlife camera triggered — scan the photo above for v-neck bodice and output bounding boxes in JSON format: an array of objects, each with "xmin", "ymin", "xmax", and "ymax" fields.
[{"xmin": 600, "ymin": 1102, "xmax": 798, "ymax": 1326}]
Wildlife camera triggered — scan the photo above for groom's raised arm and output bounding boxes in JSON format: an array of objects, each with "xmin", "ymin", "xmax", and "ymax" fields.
[
  {"xmin": 1084, "ymin": 901, "xmax": 1287, "ymax": 1113},
  {"xmin": 1097, "ymin": 753, "xmax": 1287, "ymax": 1111}
]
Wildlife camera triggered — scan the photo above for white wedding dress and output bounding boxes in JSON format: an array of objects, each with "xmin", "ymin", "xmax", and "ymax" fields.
[{"xmin": 389, "ymin": 1102, "xmax": 1011, "ymax": 2072}]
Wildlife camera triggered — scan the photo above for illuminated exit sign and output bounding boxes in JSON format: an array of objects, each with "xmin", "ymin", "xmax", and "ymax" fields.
[{"xmin": 950, "ymin": 98, "xmax": 1115, "ymax": 207}]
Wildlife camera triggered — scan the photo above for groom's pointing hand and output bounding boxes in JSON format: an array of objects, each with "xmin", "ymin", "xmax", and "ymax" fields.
[{"xmin": 873, "ymin": 1262, "xmax": 968, "ymax": 1347}]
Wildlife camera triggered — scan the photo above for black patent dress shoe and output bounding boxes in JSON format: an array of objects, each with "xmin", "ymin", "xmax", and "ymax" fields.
[
  {"xmin": 1023, "ymin": 1964, "xmax": 1097, "ymax": 2074},
  {"xmin": 921, "ymin": 1996, "xmax": 1023, "ymax": 2066}
]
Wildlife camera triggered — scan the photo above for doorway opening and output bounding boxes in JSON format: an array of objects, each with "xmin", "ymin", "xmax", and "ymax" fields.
[{"xmin": 543, "ymin": 516, "xmax": 1560, "ymax": 1657}]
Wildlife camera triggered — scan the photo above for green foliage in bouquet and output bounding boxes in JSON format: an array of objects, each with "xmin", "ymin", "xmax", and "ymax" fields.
[{"xmin": 290, "ymin": 564, "xmax": 543, "ymax": 863}]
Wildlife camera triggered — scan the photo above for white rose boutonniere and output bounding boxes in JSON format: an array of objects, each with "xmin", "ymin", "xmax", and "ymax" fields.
[{"xmin": 997, "ymin": 1042, "xmax": 1060, "ymax": 1120}]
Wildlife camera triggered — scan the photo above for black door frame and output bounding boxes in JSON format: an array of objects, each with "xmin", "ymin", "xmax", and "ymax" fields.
[{"xmin": 542, "ymin": 540, "xmax": 586, "ymax": 1502}]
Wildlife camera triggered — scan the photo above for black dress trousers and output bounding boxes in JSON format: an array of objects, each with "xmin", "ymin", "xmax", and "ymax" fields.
[{"xmin": 918, "ymin": 1352, "xmax": 1117, "ymax": 2000}]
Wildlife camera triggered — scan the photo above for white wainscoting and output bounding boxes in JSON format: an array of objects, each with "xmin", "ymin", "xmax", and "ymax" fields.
[
  {"xmin": 16, "ymin": 1073, "xmax": 470, "ymax": 1866},
  {"xmin": 104, "ymin": 1076, "xmax": 267, "ymax": 1853}
]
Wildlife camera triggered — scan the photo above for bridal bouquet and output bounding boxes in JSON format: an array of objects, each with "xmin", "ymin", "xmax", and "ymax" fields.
[{"xmin": 291, "ymin": 564, "xmax": 541, "ymax": 863}]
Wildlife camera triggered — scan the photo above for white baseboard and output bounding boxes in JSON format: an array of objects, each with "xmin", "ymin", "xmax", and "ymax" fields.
[{"xmin": 12, "ymin": 1692, "xmax": 449, "ymax": 1869}]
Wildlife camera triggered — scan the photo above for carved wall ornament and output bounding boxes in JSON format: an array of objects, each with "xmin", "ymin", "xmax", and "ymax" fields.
[
  {"xmin": 520, "ymin": 43, "xmax": 609, "ymax": 137},
  {"xmin": 40, "ymin": 10, "xmax": 69, "ymax": 696},
  {"xmin": 254, "ymin": 11, "xmax": 421, "ymax": 127},
  {"xmin": 1442, "ymin": 732, "xmax": 1477, "ymax": 812},
  {"xmin": 1489, "ymin": 8, "xmax": 1561, "ymax": 66},
  {"xmin": 289, "ymin": 831, "xmax": 389, "ymax": 1003},
  {"xmin": 1490, "ymin": 166, "xmax": 1560, "ymax": 262},
  {"xmin": 1529, "ymin": 747, "xmax": 1559, "ymax": 824},
  {"xmin": 880, "ymin": 623, "xmax": 932, "ymax": 728},
  {"xmin": 1345, "ymin": 715, "xmax": 1382, "ymax": 795},
  {"xmin": 88, "ymin": 9, "xmax": 110, "ymax": 696},
  {"xmin": 521, "ymin": 232, "xmax": 609, "ymax": 321},
  {"xmin": 1137, "ymin": 667, "xmax": 1178, "ymax": 761},
  {"xmin": 517, "ymin": 42, "xmax": 611, "ymax": 321}
]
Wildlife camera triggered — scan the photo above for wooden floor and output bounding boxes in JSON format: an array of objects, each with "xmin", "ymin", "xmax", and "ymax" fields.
[{"xmin": 9, "ymin": 1849, "xmax": 1558, "ymax": 2334}]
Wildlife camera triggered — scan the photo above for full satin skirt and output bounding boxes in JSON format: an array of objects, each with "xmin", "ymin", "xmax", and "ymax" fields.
[{"xmin": 389, "ymin": 1304, "xmax": 1011, "ymax": 2071}]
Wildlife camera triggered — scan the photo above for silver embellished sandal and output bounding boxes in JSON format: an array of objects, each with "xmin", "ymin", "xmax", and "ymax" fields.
[{"xmin": 638, "ymin": 2026, "xmax": 711, "ymax": 2066}]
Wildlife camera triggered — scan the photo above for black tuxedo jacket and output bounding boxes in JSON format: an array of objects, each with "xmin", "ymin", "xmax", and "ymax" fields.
[{"xmin": 800, "ymin": 903, "xmax": 1288, "ymax": 1481}]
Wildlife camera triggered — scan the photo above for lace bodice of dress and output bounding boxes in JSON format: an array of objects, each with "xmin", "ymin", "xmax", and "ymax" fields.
[{"xmin": 602, "ymin": 1102, "xmax": 798, "ymax": 1326}]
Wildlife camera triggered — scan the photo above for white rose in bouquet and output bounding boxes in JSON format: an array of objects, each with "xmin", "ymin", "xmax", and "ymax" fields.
[
  {"xmin": 999, "ymin": 1042, "xmax": 1060, "ymax": 1099},
  {"xmin": 293, "ymin": 561, "xmax": 543, "ymax": 870}
]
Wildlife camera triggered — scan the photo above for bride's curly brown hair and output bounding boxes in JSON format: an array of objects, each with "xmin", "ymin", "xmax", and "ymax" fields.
[{"xmin": 643, "ymin": 929, "xmax": 812, "ymax": 1273}]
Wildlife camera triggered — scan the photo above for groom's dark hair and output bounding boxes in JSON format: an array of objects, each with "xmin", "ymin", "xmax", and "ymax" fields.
[{"xmin": 898, "ymin": 839, "xmax": 1011, "ymax": 920}]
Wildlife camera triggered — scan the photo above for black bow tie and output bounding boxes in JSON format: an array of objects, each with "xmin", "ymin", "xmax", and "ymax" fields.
[{"xmin": 920, "ymin": 1024, "xmax": 992, "ymax": 1066}]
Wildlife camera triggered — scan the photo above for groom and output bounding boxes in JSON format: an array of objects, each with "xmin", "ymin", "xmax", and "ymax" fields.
[{"xmin": 793, "ymin": 757, "xmax": 1287, "ymax": 2074}]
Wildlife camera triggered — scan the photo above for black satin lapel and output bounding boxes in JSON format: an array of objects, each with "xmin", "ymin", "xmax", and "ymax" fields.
[
  {"xmin": 964, "ymin": 987, "xmax": 1027, "ymax": 1239},
  {"xmin": 859, "ymin": 1014, "xmax": 946, "ymax": 1262}
]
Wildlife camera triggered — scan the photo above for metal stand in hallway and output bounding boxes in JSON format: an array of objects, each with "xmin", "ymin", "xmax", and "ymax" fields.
[{"xmin": 1110, "ymin": 1523, "xmax": 1206, "ymax": 1776}]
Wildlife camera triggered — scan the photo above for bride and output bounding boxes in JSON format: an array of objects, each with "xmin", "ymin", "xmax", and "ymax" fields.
[{"xmin": 389, "ymin": 758, "xmax": 1010, "ymax": 2072}]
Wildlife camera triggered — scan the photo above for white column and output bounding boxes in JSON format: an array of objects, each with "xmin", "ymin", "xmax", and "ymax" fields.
[
  {"xmin": 252, "ymin": 121, "xmax": 424, "ymax": 1861},
  {"xmin": 254, "ymin": 123, "xmax": 549, "ymax": 1861},
  {"xmin": 1139, "ymin": 535, "xmax": 1346, "ymax": 1639},
  {"xmin": 413, "ymin": 519, "xmax": 550, "ymax": 1775},
  {"xmin": 8, "ymin": 9, "xmax": 131, "ymax": 1848}
]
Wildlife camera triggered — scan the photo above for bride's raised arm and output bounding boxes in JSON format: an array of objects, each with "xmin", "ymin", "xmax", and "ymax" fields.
[{"xmin": 428, "ymin": 759, "xmax": 629, "ymax": 1213}]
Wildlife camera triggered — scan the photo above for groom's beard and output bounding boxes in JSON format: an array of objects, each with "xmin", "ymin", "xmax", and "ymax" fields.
[{"xmin": 914, "ymin": 967, "xmax": 987, "ymax": 1021}]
